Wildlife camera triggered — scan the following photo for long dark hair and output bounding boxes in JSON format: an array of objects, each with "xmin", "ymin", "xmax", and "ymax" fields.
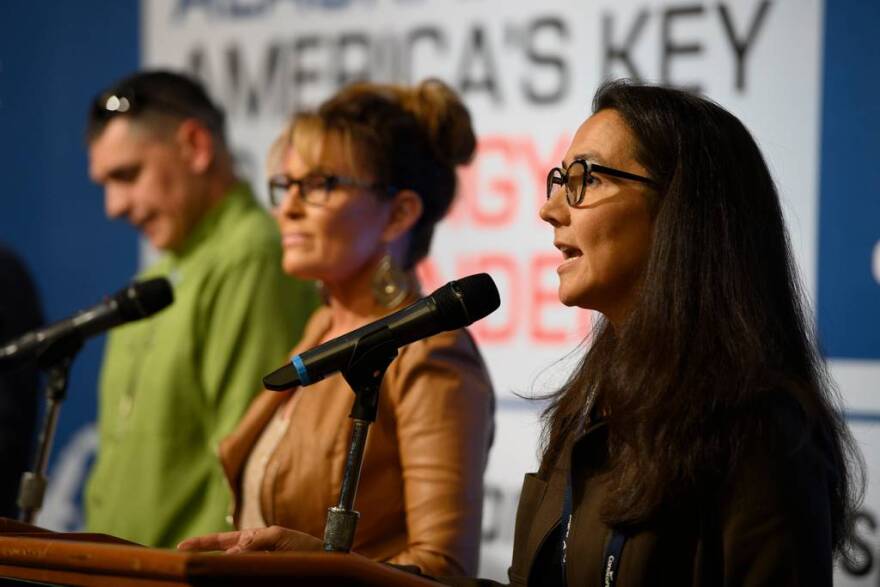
[{"xmin": 541, "ymin": 80, "xmax": 862, "ymax": 553}]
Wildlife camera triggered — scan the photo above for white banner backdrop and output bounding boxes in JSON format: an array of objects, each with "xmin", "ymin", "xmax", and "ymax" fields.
[{"xmin": 135, "ymin": 0, "xmax": 878, "ymax": 582}]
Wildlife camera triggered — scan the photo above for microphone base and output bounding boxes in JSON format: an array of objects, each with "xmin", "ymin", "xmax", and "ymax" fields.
[
  {"xmin": 16, "ymin": 346, "xmax": 80, "ymax": 524},
  {"xmin": 320, "ymin": 327, "xmax": 399, "ymax": 553},
  {"xmin": 323, "ymin": 507, "xmax": 360, "ymax": 552},
  {"xmin": 17, "ymin": 473, "xmax": 47, "ymax": 524}
]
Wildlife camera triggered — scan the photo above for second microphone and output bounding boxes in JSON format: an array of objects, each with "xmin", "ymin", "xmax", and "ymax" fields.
[{"xmin": 263, "ymin": 273, "xmax": 499, "ymax": 391}]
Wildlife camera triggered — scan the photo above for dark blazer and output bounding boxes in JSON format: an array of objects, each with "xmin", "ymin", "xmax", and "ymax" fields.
[
  {"xmin": 0, "ymin": 246, "xmax": 42, "ymax": 518},
  {"xmin": 444, "ymin": 393, "xmax": 836, "ymax": 586}
]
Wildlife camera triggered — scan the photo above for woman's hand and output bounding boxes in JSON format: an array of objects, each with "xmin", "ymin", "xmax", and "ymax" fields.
[{"xmin": 177, "ymin": 525, "xmax": 324, "ymax": 554}]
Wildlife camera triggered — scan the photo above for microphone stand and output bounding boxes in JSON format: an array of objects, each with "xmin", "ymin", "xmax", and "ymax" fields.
[
  {"xmin": 323, "ymin": 326, "xmax": 399, "ymax": 553},
  {"xmin": 17, "ymin": 334, "xmax": 84, "ymax": 524}
]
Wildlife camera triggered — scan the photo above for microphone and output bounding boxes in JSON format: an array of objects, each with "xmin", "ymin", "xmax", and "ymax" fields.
[
  {"xmin": 0, "ymin": 277, "xmax": 174, "ymax": 369},
  {"xmin": 263, "ymin": 273, "xmax": 499, "ymax": 391}
]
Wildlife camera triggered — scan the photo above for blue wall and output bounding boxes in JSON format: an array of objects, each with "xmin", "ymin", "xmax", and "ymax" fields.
[
  {"xmin": 0, "ymin": 2, "xmax": 139, "ymax": 460},
  {"xmin": 818, "ymin": 1, "xmax": 880, "ymax": 358}
]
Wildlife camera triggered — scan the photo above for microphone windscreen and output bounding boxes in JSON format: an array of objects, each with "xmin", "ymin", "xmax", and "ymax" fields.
[
  {"xmin": 433, "ymin": 273, "xmax": 500, "ymax": 328},
  {"xmin": 117, "ymin": 278, "xmax": 174, "ymax": 320}
]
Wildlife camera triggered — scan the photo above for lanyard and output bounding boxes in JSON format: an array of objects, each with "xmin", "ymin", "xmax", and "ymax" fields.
[
  {"xmin": 560, "ymin": 470, "xmax": 628, "ymax": 587},
  {"xmin": 560, "ymin": 465, "xmax": 574, "ymax": 583},
  {"xmin": 559, "ymin": 411, "xmax": 628, "ymax": 586},
  {"xmin": 561, "ymin": 388, "xmax": 628, "ymax": 585},
  {"xmin": 602, "ymin": 528, "xmax": 627, "ymax": 587}
]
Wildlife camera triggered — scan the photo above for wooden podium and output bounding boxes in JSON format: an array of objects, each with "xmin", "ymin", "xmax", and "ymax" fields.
[{"xmin": 0, "ymin": 518, "xmax": 438, "ymax": 586}]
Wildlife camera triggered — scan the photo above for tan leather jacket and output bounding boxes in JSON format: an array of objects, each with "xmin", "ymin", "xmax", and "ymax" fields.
[{"xmin": 219, "ymin": 306, "xmax": 495, "ymax": 576}]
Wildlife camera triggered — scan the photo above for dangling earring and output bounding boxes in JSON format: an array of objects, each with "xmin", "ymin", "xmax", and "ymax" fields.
[{"xmin": 372, "ymin": 251, "xmax": 410, "ymax": 308}]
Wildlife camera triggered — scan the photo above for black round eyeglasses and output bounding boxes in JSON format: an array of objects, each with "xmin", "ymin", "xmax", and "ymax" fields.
[{"xmin": 546, "ymin": 159, "xmax": 657, "ymax": 206}]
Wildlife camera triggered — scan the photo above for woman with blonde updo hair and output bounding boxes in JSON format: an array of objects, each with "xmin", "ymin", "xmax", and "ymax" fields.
[{"xmin": 179, "ymin": 80, "xmax": 495, "ymax": 577}]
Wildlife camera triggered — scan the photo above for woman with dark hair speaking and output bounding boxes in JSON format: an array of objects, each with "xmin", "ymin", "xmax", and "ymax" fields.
[
  {"xmin": 495, "ymin": 81, "xmax": 863, "ymax": 585},
  {"xmin": 182, "ymin": 80, "xmax": 861, "ymax": 585}
]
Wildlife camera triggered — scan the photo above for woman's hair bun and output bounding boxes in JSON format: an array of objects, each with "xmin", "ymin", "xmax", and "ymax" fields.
[{"xmin": 402, "ymin": 79, "xmax": 477, "ymax": 167}]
